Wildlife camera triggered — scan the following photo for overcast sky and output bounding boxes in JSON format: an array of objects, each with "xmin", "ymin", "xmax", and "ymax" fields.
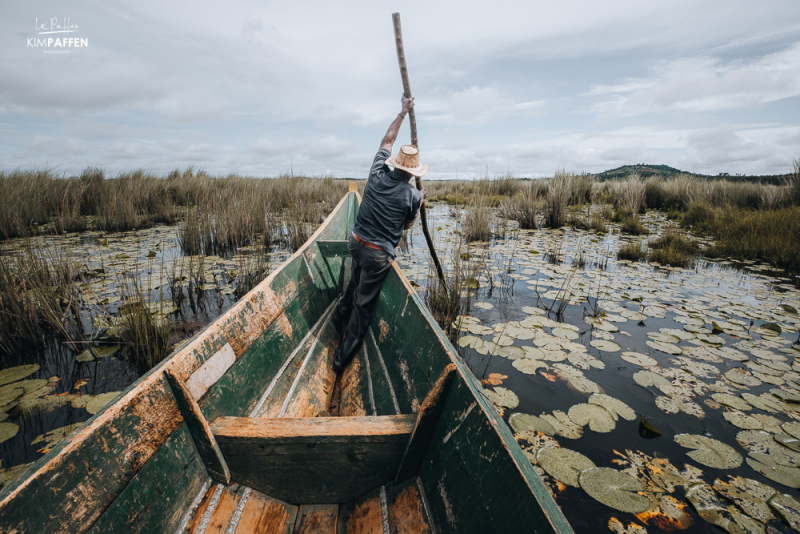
[{"xmin": 1, "ymin": 1, "xmax": 799, "ymax": 179}]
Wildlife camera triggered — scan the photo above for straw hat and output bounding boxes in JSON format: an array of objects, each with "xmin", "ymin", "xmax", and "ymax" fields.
[{"xmin": 385, "ymin": 145, "xmax": 429, "ymax": 177}]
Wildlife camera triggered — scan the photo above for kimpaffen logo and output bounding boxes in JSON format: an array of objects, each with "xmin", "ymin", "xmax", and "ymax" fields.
[{"xmin": 28, "ymin": 18, "xmax": 88, "ymax": 53}]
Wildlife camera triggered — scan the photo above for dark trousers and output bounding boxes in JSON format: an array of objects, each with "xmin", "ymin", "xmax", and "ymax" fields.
[{"xmin": 338, "ymin": 235, "xmax": 394, "ymax": 343}]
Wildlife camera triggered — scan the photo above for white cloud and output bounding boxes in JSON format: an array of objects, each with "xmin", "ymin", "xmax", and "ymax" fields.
[{"xmin": 588, "ymin": 42, "xmax": 800, "ymax": 115}]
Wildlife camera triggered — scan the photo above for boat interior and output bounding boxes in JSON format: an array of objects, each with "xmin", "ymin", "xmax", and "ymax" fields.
[
  {"xmin": 0, "ymin": 187, "xmax": 566, "ymax": 534},
  {"xmin": 172, "ymin": 189, "xmax": 454, "ymax": 533}
]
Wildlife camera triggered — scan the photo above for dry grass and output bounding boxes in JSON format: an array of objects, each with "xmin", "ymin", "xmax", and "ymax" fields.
[
  {"xmin": 499, "ymin": 182, "xmax": 541, "ymax": 229},
  {"xmin": 620, "ymin": 217, "xmax": 649, "ymax": 236},
  {"xmin": 0, "ymin": 168, "xmax": 348, "ymax": 247},
  {"xmin": 691, "ymin": 205, "xmax": 800, "ymax": 272},
  {"xmin": 546, "ymin": 171, "xmax": 583, "ymax": 228},
  {"xmin": 617, "ymin": 241, "xmax": 647, "ymax": 262},
  {"xmin": 464, "ymin": 197, "xmax": 492, "ymax": 242},
  {"xmin": 648, "ymin": 231, "xmax": 700, "ymax": 268}
]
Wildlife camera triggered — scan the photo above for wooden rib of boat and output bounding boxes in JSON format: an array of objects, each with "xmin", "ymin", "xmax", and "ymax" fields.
[{"xmin": 0, "ymin": 183, "xmax": 572, "ymax": 533}]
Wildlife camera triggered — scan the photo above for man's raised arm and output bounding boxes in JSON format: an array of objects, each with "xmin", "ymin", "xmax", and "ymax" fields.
[{"xmin": 380, "ymin": 95, "xmax": 414, "ymax": 151}]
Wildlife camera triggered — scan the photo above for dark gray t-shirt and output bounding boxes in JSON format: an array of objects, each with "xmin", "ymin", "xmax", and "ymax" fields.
[{"xmin": 353, "ymin": 149, "xmax": 422, "ymax": 257}]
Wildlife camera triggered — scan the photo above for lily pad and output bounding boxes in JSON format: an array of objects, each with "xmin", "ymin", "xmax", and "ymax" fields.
[
  {"xmin": 722, "ymin": 411, "xmax": 763, "ymax": 430},
  {"xmin": 685, "ymin": 483, "xmax": 763, "ymax": 534},
  {"xmin": 567, "ymin": 376, "xmax": 602, "ymax": 395},
  {"xmin": 75, "ymin": 350, "xmax": 95, "ymax": 363},
  {"xmin": 540, "ymin": 410, "xmax": 584, "ymax": 439},
  {"xmin": 770, "ymin": 388, "xmax": 800, "ymax": 403},
  {"xmin": 633, "ymin": 370, "xmax": 670, "ymax": 388},
  {"xmin": 0, "ymin": 386, "xmax": 24, "ymax": 411},
  {"xmin": 512, "ymin": 359, "xmax": 549, "ymax": 375},
  {"xmin": 492, "ymin": 346, "xmax": 522, "ymax": 360},
  {"xmin": 774, "ymin": 434, "xmax": 800, "ymax": 453},
  {"xmin": 647, "ymin": 332, "xmax": 681, "ymax": 343},
  {"xmin": 741, "ymin": 393, "xmax": 781, "ymax": 413},
  {"xmin": 607, "ymin": 518, "xmax": 647, "ymax": 534},
  {"xmin": 656, "ymin": 396, "xmax": 705, "ymax": 419},
  {"xmin": 674, "ymin": 434, "xmax": 743, "ymax": 469},
  {"xmin": 578, "ymin": 467, "xmax": 652, "ymax": 513},
  {"xmin": 712, "ymin": 476, "xmax": 777, "ymax": 523},
  {"xmin": 590, "ymin": 339, "xmax": 621, "ymax": 352},
  {"xmin": 568, "ymin": 403, "xmax": 616, "ymax": 433},
  {"xmin": 509, "ymin": 413, "xmax": 556, "ymax": 436},
  {"xmin": 737, "ymin": 430, "xmax": 800, "ymax": 467},
  {"xmin": 746, "ymin": 453, "xmax": 800, "ymax": 488},
  {"xmin": 536, "ymin": 446, "xmax": 596, "ymax": 487},
  {"xmin": 31, "ymin": 423, "xmax": 81, "ymax": 452},
  {"xmin": 768, "ymin": 493, "xmax": 800, "ymax": 529},
  {"xmin": 567, "ymin": 352, "xmax": 605, "ymax": 370},
  {"xmin": 781, "ymin": 422, "xmax": 800, "ymax": 440},
  {"xmin": 85, "ymin": 391, "xmax": 121, "ymax": 415},
  {"xmin": 646, "ymin": 340, "xmax": 682, "ymax": 355},
  {"xmin": 759, "ymin": 323, "xmax": 782, "ymax": 336},
  {"xmin": 645, "ymin": 457, "xmax": 689, "ymax": 493},
  {"xmin": 725, "ymin": 368, "xmax": 762, "ymax": 387},
  {"xmin": 0, "ymin": 365, "xmax": 39, "ymax": 387},
  {"xmin": 552, "ymin": 327, "xmax": 579, "ymax": 340},
  {"xmin": 620, "ymin": 352, "xmax": 657, "ymax": 367},
  {"xmin": 712, "ymin": 393, "xmax": 752, "ymax": 411},
  {"xmin": 0, "ymin": 422, "xmax": 19, "ymax": 444},
  {"xmin": 588, "ymin": 394, "xmax": 636, "ymax": 421}
]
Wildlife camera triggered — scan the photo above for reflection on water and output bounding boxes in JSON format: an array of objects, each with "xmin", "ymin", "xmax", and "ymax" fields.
[{"xmin": 397, "ymin": 204, "xmax": 800, "ymax": 534}]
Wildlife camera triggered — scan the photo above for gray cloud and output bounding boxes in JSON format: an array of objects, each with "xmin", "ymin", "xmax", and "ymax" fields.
[{"xmin": 1, "ymin": 0, "xmax": 799, "ymax": 178}]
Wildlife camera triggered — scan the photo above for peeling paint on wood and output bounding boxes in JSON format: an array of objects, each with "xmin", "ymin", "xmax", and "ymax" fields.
[
  {"xmin": 293, "ymin": 504, "xmax": 338, "ymax": 533},
  {"xmin": 186, "ymin": 343, "xmax": 236, "ymax": 401},
  {"xmin": 233, "ymin": 490, "xmax": 297, "ymax": 534},
  {"xmin": 386, "ymin": 482, "xmax": 433, "ymax": 534}
]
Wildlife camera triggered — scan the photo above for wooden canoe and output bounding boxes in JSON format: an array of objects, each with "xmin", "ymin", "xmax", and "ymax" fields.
[{"xmin": 0, "ymin": 184, "xmax": 573, "ymax": 533}]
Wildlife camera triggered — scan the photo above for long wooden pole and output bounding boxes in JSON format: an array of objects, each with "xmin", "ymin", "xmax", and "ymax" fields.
[{"xmin": 391, "ymin": 12, "xmax": 447, "ymax": 289}]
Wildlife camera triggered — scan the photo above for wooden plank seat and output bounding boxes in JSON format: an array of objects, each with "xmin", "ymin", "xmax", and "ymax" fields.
[{"xmin": 210, "ymin": 415, "xmax": 416, "ymax": 504}]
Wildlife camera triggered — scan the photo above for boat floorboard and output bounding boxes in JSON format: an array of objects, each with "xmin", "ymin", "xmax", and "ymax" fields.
[{"xmin": 181, "ymin": 477, "xmax": 432, "ymax": 534}]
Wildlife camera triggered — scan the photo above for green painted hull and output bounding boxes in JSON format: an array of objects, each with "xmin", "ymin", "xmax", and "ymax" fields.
[{"xmin": 0, "ymin": 190, "xmax": 572, "ymax": 533}]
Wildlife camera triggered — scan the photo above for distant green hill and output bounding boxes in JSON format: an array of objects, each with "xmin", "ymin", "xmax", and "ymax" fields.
[{"xmin": 594, "ymin": 164, "xmax": 790, "ymax": 185}]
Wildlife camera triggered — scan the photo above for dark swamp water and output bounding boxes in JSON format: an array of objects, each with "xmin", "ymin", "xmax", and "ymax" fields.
[{"xmin": 2, "ymin": 204, "xmax": 800, "ymax": 533}]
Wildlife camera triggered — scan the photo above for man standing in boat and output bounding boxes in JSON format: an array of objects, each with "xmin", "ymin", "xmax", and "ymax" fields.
[{"xmin": 333, "ymin": 95, "xmax": 428, "ymax": 373}]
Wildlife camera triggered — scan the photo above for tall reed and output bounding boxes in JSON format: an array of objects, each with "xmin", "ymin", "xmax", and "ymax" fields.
[
  {"xmin": 0, "ymin": 243, "xmax": 85, "ymax": 353},
  {"xmin": 464, "ymin": 197, "xmax": 492, "ymax": 242},
  {"xmin": 499, "ymin": 182, "xmax": 540, "ymax": 229},
  {"xmin": 117, "ymin": 275, "xmax": 174, "ymax": 372}
]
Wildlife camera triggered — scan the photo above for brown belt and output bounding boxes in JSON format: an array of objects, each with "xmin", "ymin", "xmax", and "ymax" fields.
[{"xmin": 352, "ymin": 233, "xmax": 382, "ymax": 251}]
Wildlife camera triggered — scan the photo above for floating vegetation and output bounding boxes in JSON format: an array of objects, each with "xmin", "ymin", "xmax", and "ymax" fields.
[
  {"xmin": 568, "ymin": 403, "xmax": 616, "ymax": 433},
  {"xmin": 509, "ymin": 412, "xmax": 556, "ymax": 436},
  {"xmin": 579, "ymin": 468, "xmax": 652, "ymax": 514},
  {"xmin": 0, "ymin": 365, "xmax": 39, "ymax": 387},
  {"xmin": 31, "ymin": 423, "xmax": 81, "ymax": 453},
  {"xmin": 0, "ymin": 422, "xmax": 19, "ymax": 444},
  {"xmin": 484, "ymin": 386, "xmax": 519, "ymax": 410},
  {"xmin": 83, "ymin": 391, "xmax": 121, "ymax": 415},
  {"xmin": 674, "ymin": 434, "xmax": 743, "ymax": 469},
  {"xmin": 536, "ymin": 447, "xmax": 596, "ymax": 487}
]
